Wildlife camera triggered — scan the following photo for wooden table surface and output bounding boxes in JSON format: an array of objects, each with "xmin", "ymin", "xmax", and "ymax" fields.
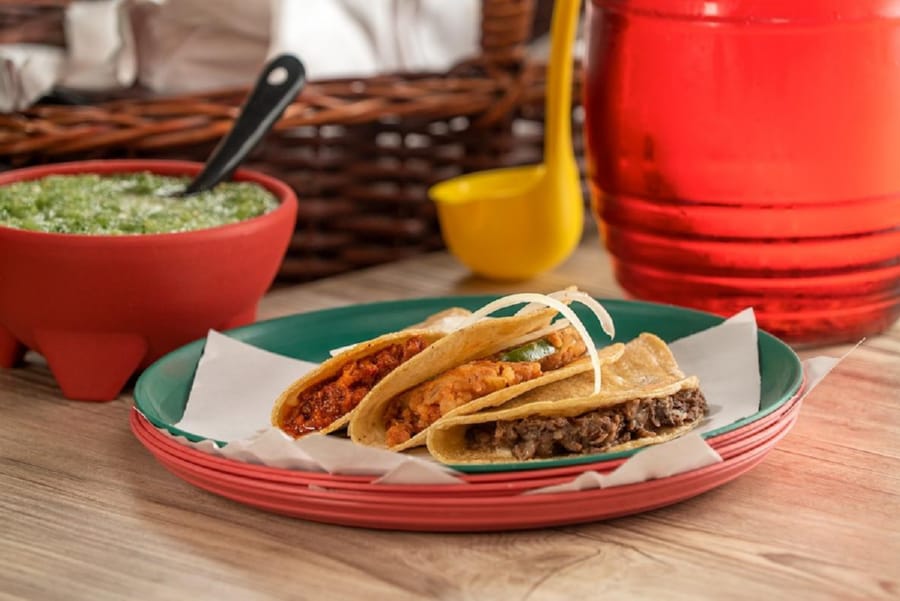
[{"xmin": 2, "ymin": 238, "xmax": 898, "ymax": 601}]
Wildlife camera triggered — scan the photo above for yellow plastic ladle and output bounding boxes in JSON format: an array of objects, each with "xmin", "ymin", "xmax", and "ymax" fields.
[{"xmin": 429, "ymin": 0, "xmax": 583, "ymax": 280}]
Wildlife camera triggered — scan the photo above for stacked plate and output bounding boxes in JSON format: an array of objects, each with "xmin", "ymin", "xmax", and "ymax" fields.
[{"xmin": 131, "ymin": 297, "xmax": 804, "ymax": 532}]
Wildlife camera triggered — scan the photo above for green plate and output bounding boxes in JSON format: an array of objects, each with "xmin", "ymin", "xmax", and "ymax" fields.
[{"xmin": 134, "ymin": 296, "xmax": 803, "ymax": 473}]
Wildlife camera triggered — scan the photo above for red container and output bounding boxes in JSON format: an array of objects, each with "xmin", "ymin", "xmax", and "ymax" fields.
[
  {"xmin": 0, "ymin": 160, "xmax": 297, "ymax": 401},
  {"xmin": 583, "ymin": 0, "xmax": 900, "ymax": 344}
]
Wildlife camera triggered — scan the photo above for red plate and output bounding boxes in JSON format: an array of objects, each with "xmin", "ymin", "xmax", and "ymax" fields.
[
  {"xmin": 131, "ymin": 397, "xmax": 801, "ymax": 530},
  {"xmin": 130, "ymin": 385, "xmax": 803, "ymax": 495},
  {"xmin": 137, "ymin": 409, "xmax": 798, "ymax": 531}
]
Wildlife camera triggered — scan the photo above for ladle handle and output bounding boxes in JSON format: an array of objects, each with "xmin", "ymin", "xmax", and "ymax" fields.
[
  {"xmin": 183, "ymin": 54, "xmax": 306, "ymax": 196},
  {"xmin": 544, "ymin": 0, "xmax": 581, "ymax": 171}
]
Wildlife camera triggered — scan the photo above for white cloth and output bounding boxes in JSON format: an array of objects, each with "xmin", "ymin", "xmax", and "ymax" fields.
[
  {"xmin": 0, "ymin": 44, "xmax": 65, "ymax": 112},
  {"xmin": 131, "ymin": 0, "xmax": 272, "ymax": 94},
  {"xmin": 0, "ymin": 0, "xmax": 138, "ymax": 112},
  {"xmin": 134, "ymin": 0, "xmax": 480, "ymax": 93},
  {"xmin": 0, "ymin": 0, "xmax": 481, "ymax": 110},
  {"xmin": 58, "ymin": 0, "xmax": 138, "ymax": 91},
  {"xmin": 271, "ymin": 0, "xmax": 481, "ymax": 81}
]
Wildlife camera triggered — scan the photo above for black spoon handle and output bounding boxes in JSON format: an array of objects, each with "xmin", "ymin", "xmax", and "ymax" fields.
[{"xmin": 183, "ymin": 54, "xmax": 306, "ymax": 196}]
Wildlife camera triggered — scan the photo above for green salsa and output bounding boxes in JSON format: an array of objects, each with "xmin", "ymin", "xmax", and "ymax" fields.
[{"xmin": 0, "ymin": 172, "xmax": 280, "ymax": 235}]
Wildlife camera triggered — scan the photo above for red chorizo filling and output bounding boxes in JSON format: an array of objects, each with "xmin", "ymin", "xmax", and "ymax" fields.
[
  {"xmin": 383, "ymin": 327, "xmax": 587, "ymax": 447},
  {"xmin": 280, "ymin": 335, "xmax": 429, "ymax": 437}
]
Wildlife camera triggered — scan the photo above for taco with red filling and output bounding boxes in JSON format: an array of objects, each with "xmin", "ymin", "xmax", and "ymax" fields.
[
  {"xmin": 271, "ymin": 307, "xmax": 469, "ymax": 437},
  {"xmin": 349, "ymin": 292, "xmax": 622, "ymax": 451}
]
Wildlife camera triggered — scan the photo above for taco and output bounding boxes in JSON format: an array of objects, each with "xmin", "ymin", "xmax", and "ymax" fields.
[
  {"xmin": 426, "ymin": 333, "xmax": 708, "ymax": 464},
  {"xmin": 271, "ymin": 307, "xmax": 470, "ymax": 438},
  {"xmin": 349, "ymin": 292, "xmax": 623, "ymax": 451}
]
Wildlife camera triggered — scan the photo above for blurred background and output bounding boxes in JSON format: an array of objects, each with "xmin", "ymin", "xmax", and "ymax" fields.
[{"xmin": 1, "ymin": 0, "xmax": 581, "ymax": 282}]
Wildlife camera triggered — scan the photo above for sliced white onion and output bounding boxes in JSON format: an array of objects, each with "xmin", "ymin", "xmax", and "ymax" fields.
[
  {"xmin": 516, "ymin": 285, "xmax": 579, "ymax": 316},
  {"xmin": 548, "ymin": 289, "xmax": 616, "ymax": 339},
  {"xmin": 451, "ymin": 292, "xmax": 609, "ymax": 394},
  {"xmin": 452, "ymin": 293, "xmax": 541, "ymax": 331}
]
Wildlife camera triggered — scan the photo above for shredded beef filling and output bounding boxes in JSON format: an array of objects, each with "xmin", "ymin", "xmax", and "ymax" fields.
[
  {"xmin": 281, "ymin": 335, "xmax": 429, "ymax": 436},
  {"xmin": 465, "ymin": 389, "xmax": 707, "ymax": 460},
  {"xmin": 382, "ymin": 327, "xmax": 587, "ymax": 447}
]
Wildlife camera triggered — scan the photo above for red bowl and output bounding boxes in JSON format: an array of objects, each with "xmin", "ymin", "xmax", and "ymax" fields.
[{"xmin": 0, "ymin": 160, "xmax": 298, "ymax": 401}]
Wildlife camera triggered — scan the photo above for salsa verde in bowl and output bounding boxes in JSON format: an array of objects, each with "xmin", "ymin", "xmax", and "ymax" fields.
[
  {"xmin": 0, "ymin": 172, "xmax": 280, "ymax": 235},
  {"xmin": 0, "ymin": 160, "xmax": 298, "ymax": 401}
]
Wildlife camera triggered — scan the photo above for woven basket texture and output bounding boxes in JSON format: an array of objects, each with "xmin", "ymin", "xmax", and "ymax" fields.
[{"xmin": 0, "ymin": 0, "xmax": 586, "ymax": 281}]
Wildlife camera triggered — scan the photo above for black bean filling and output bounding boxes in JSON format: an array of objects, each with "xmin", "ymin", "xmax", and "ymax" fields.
[{"xmin": 465, "ymin": 389, "xmax": 707, "ymax": 460}]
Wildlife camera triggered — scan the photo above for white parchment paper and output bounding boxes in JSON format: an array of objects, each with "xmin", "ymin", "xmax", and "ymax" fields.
[
  {"xmin": 175, "ymin": 330, "xmax": 318, "ymax": 441},
  {"xmin": 145, "ymin": 308, "xmax": 844, "ymax": 488}
]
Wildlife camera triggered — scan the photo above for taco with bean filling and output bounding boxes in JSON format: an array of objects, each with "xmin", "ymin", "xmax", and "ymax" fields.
[
  {"xmin": 349, "ymin": 300, "xmax": 624, "ymax": 451},
  {"xmin": 425, "ymin": 333, "xmax": 708, "ymax": 464},
  {"xmin": 271, "ymin": 307, "xmax": 470, "ymax": 437}
]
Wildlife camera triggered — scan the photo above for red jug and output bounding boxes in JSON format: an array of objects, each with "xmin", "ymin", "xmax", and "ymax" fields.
[{"xmin": 583, "ymin": 0, "xmax": 900, "ymax": 345}]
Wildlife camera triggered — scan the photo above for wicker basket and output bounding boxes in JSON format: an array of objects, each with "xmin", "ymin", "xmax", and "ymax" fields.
[{"xmin": 0, "ymin": 0, "xmax": 585, "ymax": 281}]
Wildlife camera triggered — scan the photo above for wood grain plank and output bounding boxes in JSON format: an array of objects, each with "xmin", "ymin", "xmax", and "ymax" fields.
[{"xmin": 2, "ymin": 239, "xmax": 898, "ymax": 601}]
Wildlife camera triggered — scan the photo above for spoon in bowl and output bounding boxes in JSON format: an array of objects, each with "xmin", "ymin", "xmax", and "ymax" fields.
[
  {"xmin": 181, "ymin": 54, "xmax": 306, "ymax": 196},
  {"xmin": 428, "ymin": 0, "xmax": 583, "ymax": 280}
]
